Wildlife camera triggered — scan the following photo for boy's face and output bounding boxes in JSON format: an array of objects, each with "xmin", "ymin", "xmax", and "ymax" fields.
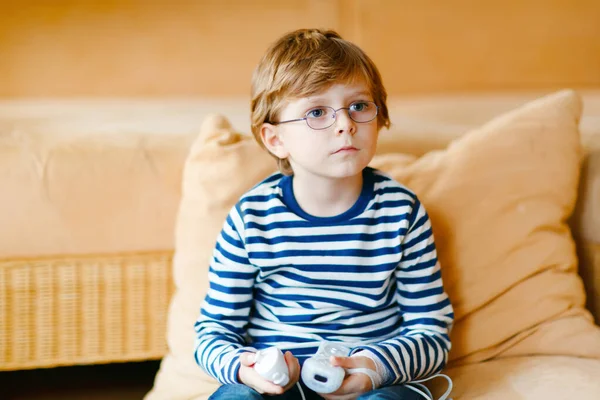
[{"xmin": 263, "ymin": 82, "xmax": 379, "ymax": 181}]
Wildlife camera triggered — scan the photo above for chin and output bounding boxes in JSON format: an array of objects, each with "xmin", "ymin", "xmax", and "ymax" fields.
[
  {"xmin": 296, "ymin": 156, "xmax": 372, "ymax": 180},
  {"xmin": 327, "ymin": 162, "xmax": 369, "ymax": 179}
]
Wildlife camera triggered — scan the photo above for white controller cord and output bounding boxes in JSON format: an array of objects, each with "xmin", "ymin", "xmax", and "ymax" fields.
[
  {"xmin": 295, "ymin": 371, "xmax": 451, "ymax": 400},
  {"xmin": 405, "ymin": 373, "xmax": 453, "ymax": 400},
  {"xmin": 296, "ymin": 382, "xmax": 307, "ymax": 400}
]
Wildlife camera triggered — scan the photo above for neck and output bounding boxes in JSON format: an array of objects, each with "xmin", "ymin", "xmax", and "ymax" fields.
[{"xmin": 292, "ymin": 170, "xmax": 364, "ymax": 218}]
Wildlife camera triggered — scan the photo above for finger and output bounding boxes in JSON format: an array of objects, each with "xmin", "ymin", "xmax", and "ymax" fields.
[
  {"xmin": 250, "ymin": 370, "xmax": 285, "ymax": 395},
  {"xmin": 238, "ymin": 352, "xmax": 256, "ymax": 367},
  {"xmin": 343, "ymin": 373, "xmax": 372, "ymax": 393},
  {"xmin": 257, "ymin": 380, "xmax": 285, "ymax": 395},
  {"xmin": 324, "ymin": 373, "xmax": 371, "ymax": 398},
  {"xmin": 284, "ymin": 351, "xmax": 294, "ymax": 367},
  {"xmin": 239, "ymin": 365, "xmax": 285, "ymax": 395},
  {"xmin": 330, "ymin": 355, "xmax": 363, "ymax": 369},
  {"xmin": 331, "ymin": 355, "xmax": 375, "ymax": 371},
  {"xmin": 284, "ymin": 351, "xmax": 300, "ymax": 377},
  {"xmin": 252, "ymin": 382, "xmax": 285, "ymax": 396},
  {"xmin": 283, "ymin": 351, "xmax": 301, "ymax": 389}
]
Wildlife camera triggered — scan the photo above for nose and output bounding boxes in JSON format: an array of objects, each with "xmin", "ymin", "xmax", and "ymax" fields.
[{"xmin": 334, "ymin": 109, "xmax": 356, "ymax": 136}]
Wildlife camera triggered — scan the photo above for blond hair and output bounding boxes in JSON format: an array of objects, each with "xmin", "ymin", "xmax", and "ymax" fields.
[{"xmin": 250, "ymin": 29, "xmax": 390, "ymax": 175}]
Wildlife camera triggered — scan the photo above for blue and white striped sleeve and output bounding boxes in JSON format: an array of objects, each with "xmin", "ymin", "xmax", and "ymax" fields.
[
  {"xmin": 351, "ymin": 199, "xmax": 454, "ymax": 385},
  {"xmin": 194, "ymin": 206, "xmax": 258, "ymax": 384}
]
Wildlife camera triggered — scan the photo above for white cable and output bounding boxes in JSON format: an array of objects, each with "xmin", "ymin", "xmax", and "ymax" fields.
[
  {"xmin": 407, "ymin": 382, "xmax": 433, "ymax": 399},
  {"xmin": 406, "ymin": 384, "xmax": 433, "ymax": 400},
  {"xmin": 406, "ymin": 373, "xmax": 453, "ymax": 400},
  {"xmin": 296, "ymin": 382, "xmax": 307, "ymax": 400},
  {"xmin": 416, "ymin": 383, "xmax": 433, "ymax": 398}
]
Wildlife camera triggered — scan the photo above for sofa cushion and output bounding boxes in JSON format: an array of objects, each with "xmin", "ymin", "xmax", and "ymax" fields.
[
  {"xmin": 145, "ymin": 90, "xmax": 600, "ymax": 400},
  {"xmin": 430, "ymin": 355, "xmax": 600, "ymax": 399}
]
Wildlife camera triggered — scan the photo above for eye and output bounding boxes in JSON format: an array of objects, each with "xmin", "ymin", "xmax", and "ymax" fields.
[
  {"xmin": 350, "ymin": 102, "xmax": 370, "ymax": 112},
  {"xmin": 306, "ymin": 108, "xmax": 327, "ymax": 119}
]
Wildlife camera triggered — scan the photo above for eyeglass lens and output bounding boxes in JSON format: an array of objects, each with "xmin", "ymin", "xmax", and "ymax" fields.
[{"xmin": 306, "ymin": 101, "xmax": 378, "ymax": 130}]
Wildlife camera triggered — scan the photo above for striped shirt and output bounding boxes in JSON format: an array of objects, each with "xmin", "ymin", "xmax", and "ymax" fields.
[{"xmin": 194, "ymin": 167, "xmax": 454, "ymax": 386}]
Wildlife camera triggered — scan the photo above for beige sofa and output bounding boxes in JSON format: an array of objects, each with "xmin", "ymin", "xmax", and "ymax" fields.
[{"xmin": 1, "ymin": 91, "xmax": 600, "ymax": 398}]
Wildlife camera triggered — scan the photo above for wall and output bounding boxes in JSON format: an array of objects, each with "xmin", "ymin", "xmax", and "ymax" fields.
[{"xmin": 1, "ymin": 0, "xmax": 599, "ymax": 97}]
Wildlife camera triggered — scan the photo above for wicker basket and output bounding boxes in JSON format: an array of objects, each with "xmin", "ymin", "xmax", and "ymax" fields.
[{"xmin": 0, "ymin": 251, "xmax": 174, "ymax": 371}]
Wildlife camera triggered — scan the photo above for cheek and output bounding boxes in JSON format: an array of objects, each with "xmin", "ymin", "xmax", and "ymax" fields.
[
  {"xmin": 289, "ymin": 133, "xmax": 328, "ymax": 153},
  {"xmin": 359, "ymin": 129, "xmax": 378, "ymax": 148}
]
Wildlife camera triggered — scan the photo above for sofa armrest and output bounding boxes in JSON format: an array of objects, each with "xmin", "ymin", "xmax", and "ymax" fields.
[
  {"xmin": 0, "ymin": 103, "xmax": 197, "ymax": 258},
  {"xmin": 577, "ymin": 242, "xmax": 600, "ymax": 324},
  {"xmin": 572, "ymin": 142, "xmax": 600, "ymax": 324}
]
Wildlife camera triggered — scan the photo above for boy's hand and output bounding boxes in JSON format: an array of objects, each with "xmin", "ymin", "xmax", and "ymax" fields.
[
  {"xmin": 320, "ymin": 356, "xmax": 377, "ymax": 400},
  {"xmin": 238, "ymin": 351, "xmax": 300, "ymax": 395}
]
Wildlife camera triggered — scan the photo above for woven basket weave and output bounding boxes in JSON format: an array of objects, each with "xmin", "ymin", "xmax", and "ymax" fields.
[{"xmin": 0, "ymin": 251, "xmax": 174, "ymax": 371}]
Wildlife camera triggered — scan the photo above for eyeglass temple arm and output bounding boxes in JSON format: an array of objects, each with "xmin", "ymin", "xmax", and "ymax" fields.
[{"xmin": 271, "ymin": 117, "xmax": 307, "ymax": 125}]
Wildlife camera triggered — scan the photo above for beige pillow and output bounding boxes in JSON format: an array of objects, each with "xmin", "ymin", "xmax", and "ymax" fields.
[
  {"xmin": 431, "ymin": 355, "xmax": 600, "ymax": 399},
  {"xmin": 146, "ymin": 90, "xmax": 600, "ymax": 400}
]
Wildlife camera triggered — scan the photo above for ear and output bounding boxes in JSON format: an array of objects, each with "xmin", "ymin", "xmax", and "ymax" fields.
[{"xmin": 260, "ymin": 123, "xmax": 289, "ymax": 159}]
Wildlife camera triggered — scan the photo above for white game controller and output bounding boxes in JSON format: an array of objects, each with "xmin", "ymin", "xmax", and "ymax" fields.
[
  {"xmin": 301, "ymin": 341, "xmax": 351, "ymax": 393},
  {"xmin": 253, "ymin": 347, "xmax": 290, "ymax": 387}
]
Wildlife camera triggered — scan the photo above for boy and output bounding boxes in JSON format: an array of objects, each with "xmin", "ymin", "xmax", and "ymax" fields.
[{"xmin": 195, "ymin": 29, "xmax": 454, "ymax": 400}]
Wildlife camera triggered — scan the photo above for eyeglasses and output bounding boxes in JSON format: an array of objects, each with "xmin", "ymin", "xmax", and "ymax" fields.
[{"xmin": 271, "ymin": 101, "xmax": 379, "ymax": 130}]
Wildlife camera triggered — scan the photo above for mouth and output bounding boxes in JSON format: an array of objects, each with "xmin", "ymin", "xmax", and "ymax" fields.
[{"xmin": 333, "ymin": 146, "xmax": 359, "ymax": 154}]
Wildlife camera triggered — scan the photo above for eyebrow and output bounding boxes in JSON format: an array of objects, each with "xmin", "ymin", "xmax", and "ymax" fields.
[{"xmin": 304, "ymin": 91, "xmax": 373, "ymax": 106}]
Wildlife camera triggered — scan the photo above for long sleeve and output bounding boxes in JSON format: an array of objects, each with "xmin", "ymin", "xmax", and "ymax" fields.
[
  {"xmin": 350, "ymin": 199, "xmax": 454, "ymax": 385},
  {"xmin": 194, "ymin": 206, "xmax": 259, "ymax": 384}
]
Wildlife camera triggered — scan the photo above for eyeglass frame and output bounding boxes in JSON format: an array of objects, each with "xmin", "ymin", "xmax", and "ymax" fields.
[{"xmin": 269, "ymin": 101, "xmax": 379, "ymax": 130}]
